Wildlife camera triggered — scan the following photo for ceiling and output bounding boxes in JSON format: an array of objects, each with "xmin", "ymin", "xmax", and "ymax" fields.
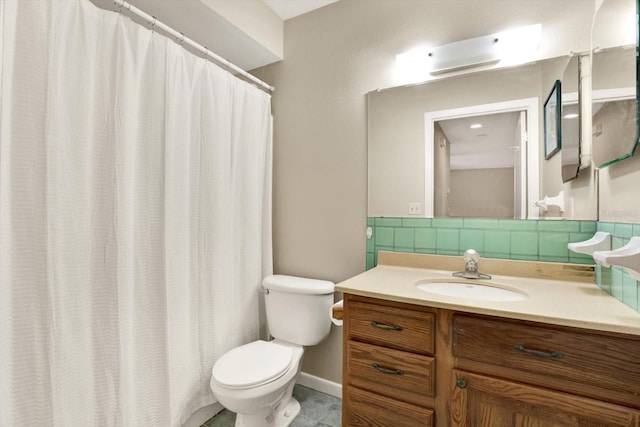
[
  {"xmin": 90, "ymin": 0, "xmax": 281, "ymax": 70},
  {"xmin": 90, "ymin": 0, "xmax": 340, "ymax": 72},
  {"xmin": 263, "ymin": 0, "xmax": 339, "ymax": 21}
]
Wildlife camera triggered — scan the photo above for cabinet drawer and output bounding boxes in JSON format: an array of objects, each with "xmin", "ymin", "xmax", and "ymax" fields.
[
  {"xmin": 452, "ymin": 314, "xmax": 640, "ymax": 407},
  {"xmin": 346, "ymin": 299, "xmax": 435, "ymax": 354},
  {"xmin": 344, "ymin": 386, "xmax": 434, "ymax": 427},
  {"xmin": 347, "ymin": 340, "xmax": 435, "ymax": 407}
]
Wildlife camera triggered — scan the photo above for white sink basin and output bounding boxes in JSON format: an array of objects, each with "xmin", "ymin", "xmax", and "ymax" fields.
[{"xmin": 416, "ymin": 280, "xmax": 527, "ymax": 302}]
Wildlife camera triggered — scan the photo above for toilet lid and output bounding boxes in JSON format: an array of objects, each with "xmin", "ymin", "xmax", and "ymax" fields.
[{"xmin": 212, "ymin": 340, "xmax": 293, "ymax": 389}]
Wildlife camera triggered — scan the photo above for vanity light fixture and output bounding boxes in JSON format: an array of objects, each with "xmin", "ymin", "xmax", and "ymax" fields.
[
  {"xmin": 495, "ymin": 23, "xmax": 542, "ymax": 67},
  {"xmin": 395, "ymin": 24, "xmax": 541, "ymax": 84},
  {"xmin": 428, "ymin": 34, "xmax": 501, "ymax": 75},
  {"xmin": 428, "ymin": 23, "xmax": 542, "ymax": 75},
  {"xmin": 395, "ymin": 48, "xmax": 430, "ymax": 84}
]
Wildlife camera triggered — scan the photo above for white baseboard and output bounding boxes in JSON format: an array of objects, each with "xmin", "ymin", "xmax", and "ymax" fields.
[
  {"xmin": 182, "ymin": 402, "xmax": 224, "ymax": 427},
  {"xmin": 296, "ymin": 372, "xmax": 342, "ymax": 399}
]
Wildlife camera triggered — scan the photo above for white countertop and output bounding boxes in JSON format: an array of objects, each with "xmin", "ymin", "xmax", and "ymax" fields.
[{"xmin": 336, "ymin": 264, "xmax": 640, "ymax": 336}]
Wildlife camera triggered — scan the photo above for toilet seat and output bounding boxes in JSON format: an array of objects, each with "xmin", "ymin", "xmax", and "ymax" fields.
[{"xmin": 212, "ymin": 340, "xmax": 293, "ymax": 390}]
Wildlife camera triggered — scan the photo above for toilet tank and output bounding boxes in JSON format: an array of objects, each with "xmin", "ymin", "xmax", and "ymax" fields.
[{"xmin": 262, "ymin": 275, "xmax": 335, "ymax": 346}]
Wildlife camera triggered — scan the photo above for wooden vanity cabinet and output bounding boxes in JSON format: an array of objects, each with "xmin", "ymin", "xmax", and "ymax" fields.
[
  {"xmin": 342, "ymin": 294, "xmax": 436, "ymax": 426},
  {"xmin": 342, "ymin": 294, "xmax": 640, "ymax": 427}
]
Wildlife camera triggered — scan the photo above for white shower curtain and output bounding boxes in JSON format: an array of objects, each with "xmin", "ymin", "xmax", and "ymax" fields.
[{"xmin": 0, "ymin": 1, "xmax": 272, "ymax": 426}]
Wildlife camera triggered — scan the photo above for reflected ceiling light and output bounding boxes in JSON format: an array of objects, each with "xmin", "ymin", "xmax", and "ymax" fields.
[
  {"xmin": 563, "ymin": 113, "xmax": 579, "ymax": 119},
  {"xmin": 470, "ymin": 123, "xmax": 483, "ymax": 129}
]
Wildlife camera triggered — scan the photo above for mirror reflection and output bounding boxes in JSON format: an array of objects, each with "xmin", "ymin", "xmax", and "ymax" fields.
[
  {"xmin": 368, "ymin": 0, "xmax": 636, "ymax": 220},
  {"xmin": 561, "ymin": 56, "xmax": 580, "ymax": 182},
  {"xmin": 592, "ymin": 47, "xmax": 637, "ymax": 167},
  {"xmin": 591, "ymin": 0, "xmax": 637, "ymax": 168},
  {"xmin": 367, "ymin": 59, "xmax": 560, "ymax": 219}
]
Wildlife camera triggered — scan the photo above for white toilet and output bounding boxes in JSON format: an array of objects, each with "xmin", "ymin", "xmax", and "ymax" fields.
[{"xmin": 210, "ymin": 274, "xmax": 335, "ymax": 427}]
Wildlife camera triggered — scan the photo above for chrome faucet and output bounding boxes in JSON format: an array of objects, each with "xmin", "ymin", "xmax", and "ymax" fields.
[{"xmin": 453, "ymin": 249, "xmax": 492, "ymax": 280}]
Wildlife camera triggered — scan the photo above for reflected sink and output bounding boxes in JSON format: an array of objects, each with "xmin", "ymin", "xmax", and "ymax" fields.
[{"xmin": 416, "ymin": 280, "xmax": 528, "ymax": 302}]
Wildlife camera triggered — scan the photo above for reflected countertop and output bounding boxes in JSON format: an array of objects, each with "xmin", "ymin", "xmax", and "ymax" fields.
[{"xmin": 336, "ymin": 252, "xmax": 640, "ymax": 336}]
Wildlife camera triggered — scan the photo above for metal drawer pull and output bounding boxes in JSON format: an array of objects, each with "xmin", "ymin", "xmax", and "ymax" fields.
[
  {"xmin": 456, "ymin": 379, "xmax": 467, "ymax": 389},
  {"xmin": 515, "ymin": 344, "xmax": 563, "ymax": 359},
  {"xmin": 371, "ymin": 363, "xmax": 404, "ymax": 375},
  {"xmin": 370, "ymin": 321, "xmax": 403, "ymax": 331}
]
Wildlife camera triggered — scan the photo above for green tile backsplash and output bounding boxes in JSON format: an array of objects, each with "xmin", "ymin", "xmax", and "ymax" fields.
[
  {"xmin": 366, "ymin": 217, "xmax": 640, "ymax": 313},
  {"xmin": 366, "ymin": 217, "xmax": 596, "ymax": 270}
]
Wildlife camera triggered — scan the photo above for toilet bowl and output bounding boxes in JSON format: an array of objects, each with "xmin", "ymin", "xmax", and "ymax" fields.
[
  {"xmin": 209, "ymin": 275, "xmax": 334, "ymax": 427},
  {"xmin": 210, "ymin": 340, "xmax": 304, "ymax": 427}
]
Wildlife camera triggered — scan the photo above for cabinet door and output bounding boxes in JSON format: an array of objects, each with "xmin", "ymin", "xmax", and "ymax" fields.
[{"xmin": 451, "ymin": 370, "xmax": 640, "ymax": 427}]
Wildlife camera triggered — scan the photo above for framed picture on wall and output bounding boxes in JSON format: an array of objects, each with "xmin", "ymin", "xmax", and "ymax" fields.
[{"xmin": 544, "ymin": 80, "xmax": 562, "ymax": 160}]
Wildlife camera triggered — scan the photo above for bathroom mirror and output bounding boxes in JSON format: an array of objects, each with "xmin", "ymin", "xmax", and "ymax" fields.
[
  {"xmin": 591, "ymin": 0, "xmax": 638, "ymax": 168},
  {"xmin": 561, "ymin": 55, "xmax": 581, "ymax": 182},
  {"xmin": 368, "ymin": 58, "xmax": 569, "ymax": 219}
]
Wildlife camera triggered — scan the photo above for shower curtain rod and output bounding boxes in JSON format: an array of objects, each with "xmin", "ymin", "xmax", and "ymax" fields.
[{"xmin": 113, "ymin": 0, "xmax": 275, "ymax": 92}]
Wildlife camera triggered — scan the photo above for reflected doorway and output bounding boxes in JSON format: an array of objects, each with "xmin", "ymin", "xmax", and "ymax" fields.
[
  {"xmin": 424, "ymin": 98, "xmax": 539, "ymax": 219},
  {"xmin": 435, "ymin": 111, "xmax": 526, "ymax": 219}
]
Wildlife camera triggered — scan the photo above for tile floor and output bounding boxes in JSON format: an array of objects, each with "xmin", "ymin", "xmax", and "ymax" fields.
[{"xmin": 201, "ymin": 385, "xmax": 341, "ymax": 427}]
